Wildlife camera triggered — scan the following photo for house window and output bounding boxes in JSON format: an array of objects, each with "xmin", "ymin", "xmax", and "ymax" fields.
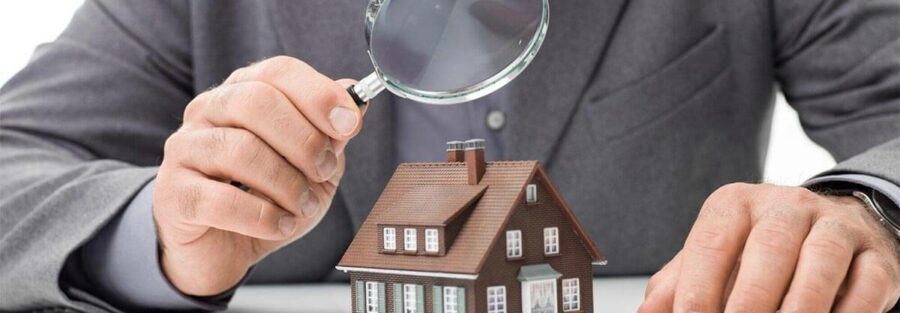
[
  {"xmin": 562, "ymin": 278, "xmax": 580, "ymax": 311},
  {"xmin": 383, "ymin": 227, "xmax": 396, "ymax": 250},
  {"xmin": 425, "ymin": 228, "xmax": 439, "ymax": 252},
  {"xmin": 444, "ymin": 287, "xmax": 458, "ymax": 313},
  {"xmin": 404, "ymin": 284, "xmax": 418, "ymax": 313},
  {"xmin": 526, "ymin": 184, "xmax": 538, "ymax": 203},
  {"xmin": 506, "ymin": 230, "xmax": 522, "ymax": 258},
  {"xmin": 365, "ymin": 281, "xmax": 379, "ymax": 313},
  {"xmin": 404, "ymin": 228, "xmax": 417, "ymax": 251},
  {"xmin": 487, "ymin": 286, "xmax": 506, "ymax": 313},
  {"xmin": 544, "ymin": 227, "xmax": 559, "ymax": 255}
]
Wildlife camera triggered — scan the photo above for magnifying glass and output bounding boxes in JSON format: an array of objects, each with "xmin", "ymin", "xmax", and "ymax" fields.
[{"xmin": 347, "ymin": 0, "xmax": 549, "ymax": 106}]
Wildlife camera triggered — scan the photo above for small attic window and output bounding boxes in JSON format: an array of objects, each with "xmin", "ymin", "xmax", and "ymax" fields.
[
  {"xmin": 383, "ymin": 227, "xmax": 396, "ymax": 250},
  {"xmin": 526, "ymin": 184, "xmax": 538, "ymax": 203}
]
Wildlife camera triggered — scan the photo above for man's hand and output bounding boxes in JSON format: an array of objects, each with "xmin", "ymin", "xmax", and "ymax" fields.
[
  {"xmin": 640, "ymin": 183, "xmax": 900, "ymax": 312},
  {"xmin": 153, "ymin": 56, "xmax": 364, "ymax": 296}
]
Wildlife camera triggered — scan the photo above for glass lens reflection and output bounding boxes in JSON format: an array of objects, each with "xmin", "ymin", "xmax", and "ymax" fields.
[{"xmin": 369, "ymin": 0, "xmax": 542, "ymax": 93}]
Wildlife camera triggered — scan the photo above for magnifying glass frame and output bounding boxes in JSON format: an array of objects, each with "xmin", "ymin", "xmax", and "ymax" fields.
[{"xmin": 349, "ymin": 0, "xmax": 549, "ymax": 106}]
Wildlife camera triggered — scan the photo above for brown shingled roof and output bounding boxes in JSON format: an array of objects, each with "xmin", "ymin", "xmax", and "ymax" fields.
[
  {"xmin": 338, "ymin": 161, "xmax": 605, "ymax": 274},
  {"xmin": 378, "ymin": 184, "xmax": 487, "ymax": 226}
]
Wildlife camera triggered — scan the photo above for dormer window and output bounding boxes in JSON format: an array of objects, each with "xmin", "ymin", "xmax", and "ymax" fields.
[
  {"xmin": 526, "ymin": 184, "xmax": 538, "ymax": 203},
  {"xmin": 506, "ymin": 230, "xmax": 522, "ymax": 259},
  {"xmin": 425, "ymin": 229, "xmax": 439, "ymax": 252},
  {"xmin": 383, "ymin": 227, "xmax": 396, "ymax": 250},
  {"xmin": 544, "ymin": 227, "xmax": 559, "ymax": 255},
  {"xmin": 404, "ymin": 228, "xmax": 417, "ymax": 251}
]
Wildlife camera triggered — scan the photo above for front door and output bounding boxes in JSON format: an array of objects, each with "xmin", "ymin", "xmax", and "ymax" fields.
[{"xmin": 522, "ymin": 279, "xmax": 557, "ymax": 313}]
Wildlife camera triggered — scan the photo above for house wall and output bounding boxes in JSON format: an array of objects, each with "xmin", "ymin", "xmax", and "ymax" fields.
[
  {"xmin": 474, "ymin": 175, "xmax": 595, "ymax": 313},
  {"xmin": 350, "ymin": 272, "xmax": 476, "ymax": 313}
]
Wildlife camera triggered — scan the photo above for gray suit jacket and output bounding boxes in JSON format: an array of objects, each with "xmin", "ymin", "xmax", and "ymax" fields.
[{"xmin": 1, "ymin": 0, "xmax": 898, "ymax": 311}]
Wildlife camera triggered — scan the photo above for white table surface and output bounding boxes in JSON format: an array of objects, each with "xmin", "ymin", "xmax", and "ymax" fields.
[{"xmin": 227, "ymin": 276, "xmax": 649, "ymax": 313}]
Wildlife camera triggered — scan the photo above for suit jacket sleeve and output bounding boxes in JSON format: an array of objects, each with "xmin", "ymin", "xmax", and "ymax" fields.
[
  {"xmin": 773, "ymin": 0, "xmax": 900, "ymax": 186},
  {"xmin": 0, "ymin": 0, "xmax": 192, "ymax": 311}
]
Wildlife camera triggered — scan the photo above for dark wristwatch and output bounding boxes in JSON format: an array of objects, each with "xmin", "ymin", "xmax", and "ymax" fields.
[{"xmin": 833, "ymin": 189, "xmax": 900, "ymax": 241}]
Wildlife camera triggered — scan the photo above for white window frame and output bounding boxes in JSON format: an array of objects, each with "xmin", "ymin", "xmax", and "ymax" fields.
[
  {"xmin": 562, "ymin": 278, "xmax": 580, "ymax": 312},
  {"xmin": 544, "ymin": 227, "xmax": 559, "ymax": 255},
  {"xmin": 526, "ymin": 184, "xmax": 538, "ymax": 203},
  {"xmin": 365, "ymin": 281, "xmax": 379, "ymax": 313},
  {"xmin": 404, "ymin": 228, "xmax": 417, "ymax": 251},
  {"xmin": 506, "ymin": 230, "xmax": 522, "ymax": 258},
  {"xmin": 383, "ymin": 227, "xmax": 396, "ymax": 250},
  {"xmin": 403, "ymin": 284, "xmax": 417, "ymax": 313},
  {"xmin": 444, "ymin": 286, "xmax": 458, "ymax": 313},
  {"xmin": 487, "ymin": 286, "xmax": 506, "ymax": 313},
  {"xmin": 425, "ymin": 228, "xmax": 439, "ymax": 252}
]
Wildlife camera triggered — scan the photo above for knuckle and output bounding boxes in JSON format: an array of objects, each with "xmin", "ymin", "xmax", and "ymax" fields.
[
  {"xmin": 732, "ymin": 281, "xmax": 777, "ymax": 309},
  {"xmin": 183, "ymin": 93, "xmax": 211, "ymax": 120},
  {"xmin": 259, "ymin": 55, "xmax": 311, "ymax": 79},
  {"xmin": 804, "ymin": 236, "xmax": 852, "ymax": 260},
  {"xmin": 714, "ymin": 182, "xmax": 754, "ymax": 198},
  {"xmin": 240, "ymin": 81, "xmax": 282, "ymax": 113},
  {"xmin": 689, "ymin": 229, "xmax": 733, "ymax": 257},
  {"xmin": 163, "ymin": 132, "xmax": 185, "ymax": 155},
  {"xmin": 754, "ymin": 224, "xmax": 801, "ymax": 253},
  {"xmin": 784, "ymin": 186, "xmax": 820, "ymax": 205},
  {"xmin": 229, "ymin": 131, "xmax": 265, "ymax": 165},
  {"xmin": 176, "ymin": 181, "xmax": 203, "ymax": 222}
]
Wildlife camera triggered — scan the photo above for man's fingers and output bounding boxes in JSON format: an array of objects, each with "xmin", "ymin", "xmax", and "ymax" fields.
[
  {"xmin": 832, "ymin": 251, "xmax": 900, "ymax": 313},
  {"xmin": 724, "ymin": 206, "xmax": 812, "ymax": 312},
  {"xmin": 225, "ymin": 56, "xmax": 363, "ymax": 140},
  {"xmin": 780, "ymin": 217, "xmax": 858, "ymax": 312},
  {"xmin": 171, "ymin": 172, "xmax": 296, "ymax": 240},
  {"xmin": 166, "ymin": 127, "xmax": 316, "ymax": 218},
  {"xmin": 673, "ymin": 183, "xmax": 753, "ymax": 312},
  {"xmin": 184, "ymin": 82, "xmax": 337, "ymax": 182}
]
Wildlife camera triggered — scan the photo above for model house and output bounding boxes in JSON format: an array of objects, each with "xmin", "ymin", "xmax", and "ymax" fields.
[{"xmin": 337, "ymin": 139, "xmax": 606, "ymax": 313}]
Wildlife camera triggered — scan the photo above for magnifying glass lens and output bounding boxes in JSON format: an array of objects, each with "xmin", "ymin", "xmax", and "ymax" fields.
[{"xmin": 370, "ymin": 0, "xmax": 543, "ymax": 93}]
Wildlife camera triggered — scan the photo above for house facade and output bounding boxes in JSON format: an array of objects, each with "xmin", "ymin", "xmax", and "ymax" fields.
[{"xmin": 337, "ymin": 139, "xmax": 606, "ymax": 313}]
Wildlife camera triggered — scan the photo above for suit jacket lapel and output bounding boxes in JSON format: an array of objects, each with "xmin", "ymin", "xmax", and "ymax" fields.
[
  {"xmin": 505, "ymin": 0, "xmax": 629, "ymax": 165},
  {"xmin": 270, "ymin": 0, "xmax": 395, "ymax": 227}
]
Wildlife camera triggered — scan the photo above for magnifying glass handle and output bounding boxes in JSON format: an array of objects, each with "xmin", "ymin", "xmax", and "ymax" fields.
[{"xmin": 347, "ymin": 72, "xmax": 385, "ymax": 106}]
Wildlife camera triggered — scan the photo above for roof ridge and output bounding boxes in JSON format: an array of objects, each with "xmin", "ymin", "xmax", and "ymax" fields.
[{"xmin": 398, "ymin": 160, "xmax": 539, "ymax": 167}]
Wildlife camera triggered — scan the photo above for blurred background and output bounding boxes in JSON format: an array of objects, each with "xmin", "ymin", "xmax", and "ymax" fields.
[{"xmin": 0, "ymin": 1, "xmax": 836, "ymax": 185}]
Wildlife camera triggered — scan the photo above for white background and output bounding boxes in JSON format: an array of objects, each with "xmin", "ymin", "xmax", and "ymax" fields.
[{"xmin": 0, "ymin": 1, "xmax": 836, "ymax": 185}]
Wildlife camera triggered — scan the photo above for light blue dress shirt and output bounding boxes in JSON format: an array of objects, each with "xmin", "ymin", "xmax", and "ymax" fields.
[{"xmin": 80, "ymin": 94, "xmax": 900, "ymax": 310}]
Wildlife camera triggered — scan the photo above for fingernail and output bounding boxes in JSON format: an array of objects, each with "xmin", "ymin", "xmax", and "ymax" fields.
[
  {"xmin": 316, "ymin": 148, "xmax": 338, "ymax": 180},
  {"xmin": 279, "ymin": 215, "xmax": 296, "ymax": 236},
  {"xmin": 329, "ymin": 107, "xmax": 359, "ymax": 136},
  {"xmin": 300, "ymin": 191, "xmax": 320, "ymax": 217}
]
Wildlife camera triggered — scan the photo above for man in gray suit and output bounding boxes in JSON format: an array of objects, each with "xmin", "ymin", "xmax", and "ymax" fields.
[{"xmin": 1, "ymin": 0, "xmax": 898, "ymax": 312}]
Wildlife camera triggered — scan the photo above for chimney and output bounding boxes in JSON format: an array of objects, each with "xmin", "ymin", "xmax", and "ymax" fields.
[
  {"xmin": 464, "ymin": 139, "xmax": 486, "ymax": 185},
  {"xmin": 446, "ymin": 141, "xmax": 464, "ymax": 162}
]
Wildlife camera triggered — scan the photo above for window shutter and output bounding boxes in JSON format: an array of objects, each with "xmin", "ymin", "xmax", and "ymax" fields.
[
  {"xmin": 393, "ymin": 283, "xmax": 403, "ymax": 313},
  {"xmin": 457, "ymin": 287, "xmax": 466, "ymax": 313},
  {"xmin": 378, "ymin": 282, "xmax": 386, "ymax": 313},
  {"xmin": 416, "ymin": 285, "xmax": 425, "ymax": 313},
  {"xmin": 433, "ymin": 286, "xmax": 443, "ymax": 313},
  {"xmin": 355, "ymin": 281, "xmax": 365, "ymax": 313}
]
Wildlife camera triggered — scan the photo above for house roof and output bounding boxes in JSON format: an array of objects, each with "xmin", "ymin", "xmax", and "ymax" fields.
[
  {"xmin": 378, "ymin": 184, "xmax": 487, "ymax": 226},
  {"xmin": 337, "ymin": 161, "xmax": 605, "ymax": 275}
]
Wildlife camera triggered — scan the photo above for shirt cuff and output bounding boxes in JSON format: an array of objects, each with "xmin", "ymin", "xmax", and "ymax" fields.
[
  {"xmin": 81, "ymin": 179, "xmax": 239, "ymax": 311},
  {"xmin": 804, "ymin": 174, "xmax": 900, "ymax": 212}
]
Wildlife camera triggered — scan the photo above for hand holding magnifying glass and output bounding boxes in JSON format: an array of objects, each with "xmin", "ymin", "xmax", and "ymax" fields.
[{"xmin": 347, "ymin": 0, "xmax": 549, "ymax": 106}]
